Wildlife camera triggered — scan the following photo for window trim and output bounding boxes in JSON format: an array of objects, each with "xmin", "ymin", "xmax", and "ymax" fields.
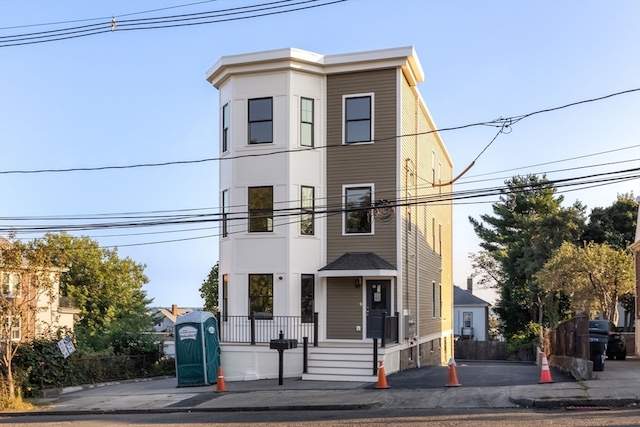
[
  {"xmin": 300, "ymin": 186, "xmax": 315, "ymax": 235},
  {"xmin": 342, "ymin": 184, "xmax": 374, "ymax": 235},
  {"xmin": 300, "ymin": 97, "xmax": 314, "ymax": 147},
  {"xmin": 222, "ymin": 274, "xmax": 228, "ymax": 321},
  {"xmin": 301, "ymin": 274, "xmax": 315, "ymax": 323},
  {"xmin": 221, "ymin": 189, "xmax": 229, "ymax": 238},
  {"xmin": 222, "ymin": 102, "xmax": 230, "ymax": 153},
  {"xmin": 342, "ymin": 93, "xmax": 374, "ymax": 144},
  {"xmin": 432, "ymin": 281, "xmax": 436, "ymax": 317},
  {"xmin": 248, "ymin": 186, "xmax": 273, "ymax": 233},
  {"xmin": 1, "ymin": 272, "xmax": 21, "ymax": 298},
  {"xmin": 248, "ymin": 274, "xmax": 274, "ymax": 318},
  {"xmin": 463, "ymin": 312, "xmax": 473, "ymax": 328},
  {"xmin": 248, "ymin": 97, "xmax": 273, "ymax": 144}
]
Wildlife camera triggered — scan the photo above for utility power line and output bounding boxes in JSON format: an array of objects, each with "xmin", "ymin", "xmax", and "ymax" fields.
[
  {"xmin": 0, "ymin": 0, "xmax": 346, "ymax": 47},
  {"xmin": 1, "ymin": 89, "xmax": 637, "ymax": 175}
]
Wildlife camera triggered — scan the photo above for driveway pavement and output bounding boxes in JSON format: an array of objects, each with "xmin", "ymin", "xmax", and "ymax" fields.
[{"xmin": 3, "ymin": 358, "xmax": 640, "ymax": 417}]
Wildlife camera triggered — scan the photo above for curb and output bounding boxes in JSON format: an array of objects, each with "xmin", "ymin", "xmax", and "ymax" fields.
[
  {"xmin": 509, "ymin": 397, "xmax": 639, "ymax": 409},
  {"xmin": 38, "ymin": 376, "xmax": 174, "ymax": 398},
  {"xmin": 1, "ymin": 403, "xmax": 377, "ymax": 418}
]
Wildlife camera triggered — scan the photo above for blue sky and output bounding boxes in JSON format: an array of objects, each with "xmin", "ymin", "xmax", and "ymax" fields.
[{"xmin": 1, "ymin": 0, "xmax": 638, "ymax": 308}]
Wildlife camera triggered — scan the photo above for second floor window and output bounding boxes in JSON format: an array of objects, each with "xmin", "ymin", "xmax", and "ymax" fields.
[
  {"xmin": 222, "ymin": 103, "xmax": 230, "ymax": 152},
  {"xmin": 248, "ymin": 97, "xmax": 272, "ymax": 144},
  {"xmin": 248, "ymin": 186, "xmax": 273, "ymax": 232},
  {"xmin": 3, "ymin": 316, "xmax": 21, "ymax": 341},
  {"xmin": 344, "ymin": 186, "xmax": 372, "ymax": 234},
  {"xmin": 463, "ymin": 312, "xmax": 473, "ymax": 328},
  {"xmin": 1, "ymin": 272, "xmax": 21, "ymax": 297},
  {"xmin": 344, "ymin": 95, "xmax": 372, "ymax": 143},
  {"xmin": 301, "ymin": 186, "xmax": 314, "ymax": 235},
  {"xmin": 300, "ymin": 97, "xmax": 314, "ymax": 147},
  {"xmin": 221, "ymin": 189, "xmax": 229, "ymax": 238}
]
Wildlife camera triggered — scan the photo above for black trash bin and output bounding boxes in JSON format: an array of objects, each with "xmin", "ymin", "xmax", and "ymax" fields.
[{"xmin": 588, "ymin": 321, "xmax": 608, "ymax": 372}]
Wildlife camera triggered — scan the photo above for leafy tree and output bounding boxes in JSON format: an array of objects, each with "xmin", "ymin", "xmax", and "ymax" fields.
[
  {"xmin": 469, "ymin": 250, "xmax": 505, "ymax": 290},
  {"xmin": 199, "ymin": 262, "xmax": 219, "ymax": 314},
  {"xmin": 0, "ymin": 237, "xmax": 59, "ymax": 397},
  {"xmin": 582, "ymin": 193, "xmax": 637, "ymax": 250},
  {"xmin": 536, "ymin": 242, "xmax": 634, "ymax": 324},
  {"xmin": 42, "ymin": 233, "xmax": 153, "ymax": 351},
  {"xmin": 469, "ymin": 175, "xmax": 586, "ymax": 338}
]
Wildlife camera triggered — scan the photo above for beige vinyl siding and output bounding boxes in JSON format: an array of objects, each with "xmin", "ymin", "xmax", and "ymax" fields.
[
  {"xmin": 326, "ymin": 278, "xmax": 363, "ymax": 339},
  {"xmin": 325, "ymin": 68, "xmax": 398, "ymax": 265},
  {"xmin": 399, "ymin": 74, "xmax": 453, "ymax": 340}
]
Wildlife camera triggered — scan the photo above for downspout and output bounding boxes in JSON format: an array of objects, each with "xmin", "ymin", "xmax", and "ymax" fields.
[{"xmin": 414, "ymin": 92, "xmax": 420, "ymax": 368}]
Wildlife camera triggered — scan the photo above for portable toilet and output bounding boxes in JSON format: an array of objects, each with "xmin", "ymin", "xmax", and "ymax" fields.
[{"xmin": 174, "ymin": 311, "xmax": 220, "ymax": 387}]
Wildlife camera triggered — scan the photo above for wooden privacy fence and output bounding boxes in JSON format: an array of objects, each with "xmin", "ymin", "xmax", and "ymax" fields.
[
  {"xmin": 546, "ymin": 314, "xmax": 589, "ymax": 359},
  {"xmin": 454, "ymin": 339, "xmax": 506, "ymax": 360}
]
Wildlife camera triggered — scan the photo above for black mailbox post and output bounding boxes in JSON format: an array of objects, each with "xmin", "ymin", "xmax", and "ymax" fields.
[{"xmin": 270, "ymin": 331, "xmax": 298, "ymax": 385}]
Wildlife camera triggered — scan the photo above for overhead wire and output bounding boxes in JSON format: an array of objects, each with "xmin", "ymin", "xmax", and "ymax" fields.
[
  {"xmin": 0, "ymin": 0, "xmax": 219, "ymax": 30},
  {"xmin": 0, "ymin": 0, "xmax": 346, "ymax": 47},
  {"xmin": 3, "ymin": 167, "xmax": 637, "ymax": 236},
  {"xmin": 1, "ymin": 88, "xmax": 638, "ymax": 175}
]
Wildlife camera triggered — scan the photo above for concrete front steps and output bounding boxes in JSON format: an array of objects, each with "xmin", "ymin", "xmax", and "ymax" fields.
[{"xmin": 301, "ymin": 342, "xmax": 385, "ymax": 382}]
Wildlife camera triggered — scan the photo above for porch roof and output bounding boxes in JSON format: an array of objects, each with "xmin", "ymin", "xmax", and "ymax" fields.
[{"xmin": 318, "ymin": 252, "xmax": 397, "ymax": 278}]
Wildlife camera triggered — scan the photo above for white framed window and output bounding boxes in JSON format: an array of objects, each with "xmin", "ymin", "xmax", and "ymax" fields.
[
  {"xmin": 248, "ymin": 97, "xmax": 273, "ymax": 144},
  {"xmin": 248, "ymin": 186, "xmax": 273, "ymax": 232},
  {"xmin": 432, "ymin": 281, "xmax": 436, "ymax": 317},
  {"xmin": 301, "ymin": 274, "xmax": 314, "ymax": 323},
  {"xmin": 249, "ymin": 274, "xmax": 273, "ymax": 317},
  {"xmin": 431, "ymin": 217, "xmax": 436, "ymax": 252},
  {"xmin": 343, "ymin": 93, "xmax": 374, "ymax": 144},
  {"xmin": 300, "ymin": 97, "xmax": 314, "ymax": 147},
  {"xmin": 301, "ymin": 186, "xmax": 314, "ymax": 235},
  {"xmin": 439, "ymin": 282, "xmax": 442, "ymax": 318},
  {"xmin": 221, "ymin": 189, "xmax": 229, "ymax": 238},
  {"xmin": 3, "ymin": 316, "xmax": 21, "ymax": 341},
  {"xmin": 1, "ymin": 272, "xmax": 21, "ymax": 297},
  {"xmin": 222, "ymin": 103, "xmax": 230, "ymax": 152},
  {"xmin": 222, "ymin": 274, "xmax": 228, "ymax": 321},
  {"xmin": 431, "ymin": 150, "xmax": 436, "ymax": 184},
  {"xmin": 463, "ymin": 312, "xmax": 473, "ymax": 328},
  {"xmin": 343, "ymin": 184, "xmax": 373, "ymax": 234}
]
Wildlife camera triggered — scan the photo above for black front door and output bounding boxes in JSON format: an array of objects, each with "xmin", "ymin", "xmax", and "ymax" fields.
[{"xmin": 366, "ymin": 280, "xmax": 391, "ymax": 339}]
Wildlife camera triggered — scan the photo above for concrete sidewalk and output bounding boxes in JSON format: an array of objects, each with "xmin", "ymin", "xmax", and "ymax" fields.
[{"xmin": 4, "ymin": 359, "xmax": 640, "ymax": 416}]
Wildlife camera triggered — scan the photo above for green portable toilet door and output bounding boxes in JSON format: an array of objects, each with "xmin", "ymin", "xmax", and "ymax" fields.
[
  {"xmin": 203, "ymin": 317, "xmax": 221, "ymax": 385},
  {"xmin": 175, "ymin": 322, "xmax": 206, "ymax": 386}
]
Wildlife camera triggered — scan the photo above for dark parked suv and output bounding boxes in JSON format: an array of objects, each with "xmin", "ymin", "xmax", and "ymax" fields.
[{"xmin": 588, "ymin": 320, "xmax": 626, "ymax": 371}]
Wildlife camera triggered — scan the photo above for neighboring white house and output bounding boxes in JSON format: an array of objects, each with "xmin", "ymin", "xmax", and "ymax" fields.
[
  {"xmin": 453, "ymin": 284, "xmax": 490, "ymax": 341},
  {"xmin": 1, "ymin": 237, "xmax": 79, "ymax": 342},
  {"xmin": 206, "ymin": 46, "xmax": 455, "ymax": 382},
  {"xmin": 150, "ymin": 304, "xmax": 194, "ymax": 358}
]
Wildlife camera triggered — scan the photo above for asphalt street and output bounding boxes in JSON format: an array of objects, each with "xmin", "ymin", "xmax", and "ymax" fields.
[{"xmin": 380, "ymin": 360, "xmax": 575, "ymax": 389}]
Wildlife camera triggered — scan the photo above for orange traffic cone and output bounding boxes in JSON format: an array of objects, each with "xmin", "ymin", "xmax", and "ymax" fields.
[
  {"xmin": 375, "ymin": 360, "xmax": 390, "ymax": 389},
  {"xmin": 445, "ymin": 358, "xmax": 461, "ymax": 387},
  {"xmin": 539, "ymin": 352, "xmax": 554, "ymax": 384},
  {"xmin": 216, "ymin": 366, "xmax": 228, "ymax": 392}
]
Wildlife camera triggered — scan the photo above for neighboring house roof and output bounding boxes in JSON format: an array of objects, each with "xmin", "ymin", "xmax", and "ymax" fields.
[
  {"xmin": 318, "ymin": 252, "xmax": 397, "ymax": 277},
  {"xmin": 454, "ymin": 286, "xmax": 490, "ymax": 307},
  {"xmin": 153, "ymin": 307, "xmax": 194, "ymax": 324}
]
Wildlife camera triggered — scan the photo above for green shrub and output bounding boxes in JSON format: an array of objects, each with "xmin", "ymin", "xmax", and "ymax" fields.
[{"xmin": 505, "ymin": 322, "xmax": 540, "ymax": 361}]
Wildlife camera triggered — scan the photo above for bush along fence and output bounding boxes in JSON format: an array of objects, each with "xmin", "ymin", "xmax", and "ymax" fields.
[{"xmin": 14, "ymin": 340, "xmax": 175, "ymax": 398}]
